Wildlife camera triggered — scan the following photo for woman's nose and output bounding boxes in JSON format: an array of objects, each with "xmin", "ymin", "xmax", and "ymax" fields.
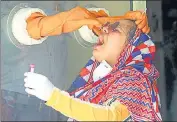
[{"xmin": 102, "ymin": 26, "xmax": 110, "ymax": 33}]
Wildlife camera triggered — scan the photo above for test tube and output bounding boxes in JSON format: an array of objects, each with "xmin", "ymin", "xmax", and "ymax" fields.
[
  {"xmin": 30, "ymin": 64, "xmax": 35, "ymax": 73},
  {"xmin": 28, "ymin": 64, "xmax": 35, "ymax": 97},
  {"xmin": 29, "ymin": 64, "xmax": 42, "ymax": 111}
]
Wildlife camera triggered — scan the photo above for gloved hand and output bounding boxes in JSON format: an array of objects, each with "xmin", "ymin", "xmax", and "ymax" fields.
[
  {"xmin": 24, "ymin": 72, "xmax": 55, "ymax": 101},
  {"xmin": 124, "ymin": 10, "xmax": 150, "ymax": 33},
  {"xmin": 26, "ymin": 6, "xmax": 150, "ymax": 40}
]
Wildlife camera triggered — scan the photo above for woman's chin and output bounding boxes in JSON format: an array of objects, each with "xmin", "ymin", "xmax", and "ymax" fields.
[{"xmin": 92, "ymin": 52, "xmax": 102, "ymax": 62}]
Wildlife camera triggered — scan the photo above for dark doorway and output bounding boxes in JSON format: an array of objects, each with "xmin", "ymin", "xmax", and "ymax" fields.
[
  {"xmin": 162, "ymin": 0, "xmax": 177, "ymax": 111},
  {"xmin": 146, "ymin": 0, "xmax": 177, "ymax": 120}
]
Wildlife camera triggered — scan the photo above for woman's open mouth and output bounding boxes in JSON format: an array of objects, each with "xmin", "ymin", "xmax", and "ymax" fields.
[{"xmin": 93, "ymin": 38, "xmax": 104, "ymax": 50}]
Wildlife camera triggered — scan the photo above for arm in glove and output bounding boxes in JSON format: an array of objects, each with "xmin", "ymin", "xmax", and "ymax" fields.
[
  {"xmin": 24, "ymin": 72, "xmax": 130, "ymax": 121},
  {"xmin": 25, "ymin": 6, "xmax": 150, "ymax": 40}
]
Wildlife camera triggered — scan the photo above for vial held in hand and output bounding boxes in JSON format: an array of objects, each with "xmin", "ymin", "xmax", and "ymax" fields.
[
  {"xmin": 28, "ymin": 64, "xmax": 35, "ymax": 97},
  {"xmin": 30, "ymin": 64, "xmax": 35, "ymax": 73}
]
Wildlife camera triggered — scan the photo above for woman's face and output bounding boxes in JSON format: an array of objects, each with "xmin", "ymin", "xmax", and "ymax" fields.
[{"xmin": 93, "ymin": 20, "xmax": 134, "ymax": 66}]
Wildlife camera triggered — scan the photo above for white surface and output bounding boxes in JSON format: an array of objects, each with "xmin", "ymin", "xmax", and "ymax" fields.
[
  {"xmin": 12, "ymin": 8, "xmax": 48, "ymax": 45},
  {"xmin": 93, "ymin": 60, "xmax": 112, "ymax": 81}
]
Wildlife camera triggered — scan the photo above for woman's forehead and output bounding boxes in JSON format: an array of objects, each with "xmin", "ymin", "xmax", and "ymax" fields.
[
  {"xmin": 116, "ymin": 20, "xmax": 135, "ymax": 34},
  {"xmin": 102, "ymin": 20, "xmax": 131, "ymax": 33},
  {"xmin": 110, "ymin": 20, "xmax": 135, "ymax": 28}
]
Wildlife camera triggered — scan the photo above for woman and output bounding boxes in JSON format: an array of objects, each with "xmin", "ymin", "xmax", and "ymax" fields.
[{"xmin": 24, "ymin": 19, "xmax": 162, "ymax": 121}]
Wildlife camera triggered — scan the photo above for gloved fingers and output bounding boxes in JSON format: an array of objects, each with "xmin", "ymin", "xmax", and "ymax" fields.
[
  {"xmin": 124, "ymin": 11, "xmax": 150, "ymax": 33},
  {"xmin": 142, "ymin": 26, "xmax": 150, "ymax": 34},
  {"xmin": 124, "ymin": 11, "xmax": 143, "ymax": 20},
  {"xmin": 24, "ymin": 72, "xmax": 36, "ymax": 77},
  {"xmin": 69, "ymin": 19, "xmax": 101, "ymax": 28},
  {"xmin": 24, "ymin": 76, "xmax": 27, "ymax": 83},
  {"xmin": 135, "ymin": 19, "xmax": 142, "ymax": 25},
  {"xmin": 24, "ymin": 73, "xmax": 40, "ymax": 89},
  {"xmin": 24, "ymin": 73, "xmax": 36, "ymax": 85},
  {"xmin": 137, "ymin": 14, "xmax": 147, "ymax": 28},
  {"xmin": 25, "ymin": 88, "xmax": 36, "ymax": 96},
  {"xmin": 125, "ymin": 11, "xmax": 148, "ymax": 24},
  {"xmin": 133, "ymin": 12, "xmax": 150, "ymax": 33},
  {"xmin": 137, "ymin": 20, "xmax": 147, "ymax": 30},
  {"xmin": 24, "ymin": 78, "xmax": 36, "ymax": 89},
  {"xmin": 138, "ymin": 20, "xmax": 150, "ymax": 33},
  {"xmin": 135, "ymin": 11, "xmax": 145, "ymax": 20},
  {"xmin": 24, "ymin": 72, "xmax": 43, "ymax": 81},
  {"xmin": 141, "ymin": 25, "xmax": 148, "ymax": 33},
  {"xmin": 83, "ymin": 19, "xmax": 102, "ymax": 26}
]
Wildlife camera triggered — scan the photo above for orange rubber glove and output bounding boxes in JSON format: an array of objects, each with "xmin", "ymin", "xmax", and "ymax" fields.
[{"xmin": 26, "ymin": 6, "xmax": 150, "ymax": 40}]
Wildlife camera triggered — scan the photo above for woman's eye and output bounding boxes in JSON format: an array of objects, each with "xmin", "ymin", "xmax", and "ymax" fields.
[
  {"xmin": 112, "ymin": 29, "xmax": 117, "ymax": 32},
  {"xmin": 110, "ymin": 22, "xmax": 120, "ymax": 30},
  {"xmin": 112, "ymin": 28, "xmax": 120, "ymax": 33}
]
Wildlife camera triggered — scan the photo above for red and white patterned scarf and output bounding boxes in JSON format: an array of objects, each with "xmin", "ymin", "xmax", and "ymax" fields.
[{"xmin": 68, "ymin": 30, "xmax": 162, "ymax": 121}]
